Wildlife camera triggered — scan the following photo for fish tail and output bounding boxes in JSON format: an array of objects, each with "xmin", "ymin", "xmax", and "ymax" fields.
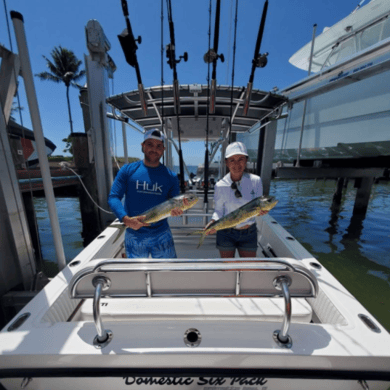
[{"xmin": 197, "ymin": 233, "xmax": 206, "ymax": 248}]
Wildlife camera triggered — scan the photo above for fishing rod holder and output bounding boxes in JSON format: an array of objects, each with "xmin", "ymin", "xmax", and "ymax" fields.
[
  {"xmin": 203, "ymin": 48, "xmax": 224, "ymax": 64},
  {"xmin": 254, "ymin": 52, "xmax": 268, "ymax": 68}
]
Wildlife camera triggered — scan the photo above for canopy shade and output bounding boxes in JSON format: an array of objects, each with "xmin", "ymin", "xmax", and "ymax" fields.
[{"xmin": 107, "ymin": 84, "xmax": 287, "ymax": 141}]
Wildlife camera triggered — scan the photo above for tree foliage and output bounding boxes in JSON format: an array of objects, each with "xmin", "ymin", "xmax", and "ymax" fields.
[{"xmin": 35, "ymin": 46, "xmax": 85, "ymax": 135}]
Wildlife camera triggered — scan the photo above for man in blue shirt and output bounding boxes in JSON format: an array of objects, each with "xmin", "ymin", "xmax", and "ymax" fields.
[{"xmin": 108, "ymin": 129, "xmax": 185, "ymax": 258}]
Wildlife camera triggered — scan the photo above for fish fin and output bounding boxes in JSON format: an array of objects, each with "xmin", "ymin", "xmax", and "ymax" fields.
[
  {"xmin": 197, "ymin": 233, "xmax": 206, "ymax": 248},
  {"xmin": 112, "ymin": 224, "xmax": 127, "ymax": 244},
  {"xmin": 186, "ymin": 230, "xmax": 204, "ymax": 236}
]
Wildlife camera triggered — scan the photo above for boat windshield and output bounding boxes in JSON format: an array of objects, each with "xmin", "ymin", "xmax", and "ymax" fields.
[
  {"xmin": 196, "ymin": 166, "xmax": 219, "ymax": 177},
  {"xmin": 322, "ymin": 15, "xmax": 390, "ymax": 70}
]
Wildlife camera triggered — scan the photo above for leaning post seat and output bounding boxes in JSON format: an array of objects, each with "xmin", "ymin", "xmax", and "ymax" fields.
[{"xmin": 69, "ymin": 258, "xmax": 318, "ymax": 348}]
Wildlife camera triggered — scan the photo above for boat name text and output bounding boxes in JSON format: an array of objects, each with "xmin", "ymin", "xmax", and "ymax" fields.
[{"xmin": 122, "ymin": 377, "xmax": 268, "ymax": 386}]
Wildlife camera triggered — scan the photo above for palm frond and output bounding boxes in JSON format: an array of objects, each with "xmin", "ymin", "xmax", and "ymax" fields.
[{"xmin": 35, "ymin": 71, "xmax": 62, "ymax": 83}]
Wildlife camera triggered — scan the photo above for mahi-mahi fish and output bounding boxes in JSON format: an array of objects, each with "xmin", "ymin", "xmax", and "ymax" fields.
[
  {"xmin": 190, "ymin": 195, "xmax": 278, "ymax": 248},
  {"xmin": 111, "ymin": 194, "xmax": 199, "ymax": 243},
  {"xmin": 137, "ymin": 193, "xmax": 199, "ymax": 224}
]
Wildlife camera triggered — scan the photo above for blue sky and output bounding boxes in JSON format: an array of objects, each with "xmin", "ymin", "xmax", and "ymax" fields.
[{"xmin": 2, "ymin": 0, "xmax": 361, "ymax": 165}]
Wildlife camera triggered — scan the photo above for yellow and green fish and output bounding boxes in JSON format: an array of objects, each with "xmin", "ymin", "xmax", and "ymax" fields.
[
  {"xmin": 190, "ymin": 195, "xmax": 278, "ymax": 248},
  {"xmin": 139, "ymin": 193, "xmax": 199, "ymax": 224},
  {"xmin": 111, "ymin": 194, "xmax": 199, "ymax": 243}
]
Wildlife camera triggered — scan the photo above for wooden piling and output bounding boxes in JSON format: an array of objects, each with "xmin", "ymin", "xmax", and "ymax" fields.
[
  {"xmin": 353, "ymin": 177, "xmax": 374, "ymax": 216},
  {"xmin": 22, "ymin": 192, "xmax": 41, "ymax": 264},
  {"xmin": 71, "ymin": 133, "xmax": 102, "ymax": 247},
  {"xmin": 332, "ymin": 178, "xmax": 344, "ymax": 206}
]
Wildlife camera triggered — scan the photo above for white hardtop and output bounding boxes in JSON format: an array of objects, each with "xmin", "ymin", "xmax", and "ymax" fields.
[{"xmin": 289, "ymin": 0, "xmax": 390, "ymax": 72}]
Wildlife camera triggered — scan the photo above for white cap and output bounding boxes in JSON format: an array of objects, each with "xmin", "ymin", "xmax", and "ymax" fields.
[
  {"xmin": 225, "ymin": 142, "xmax": 248, "ymax": 159},
  {"xmin": 144, "ymin": 129, "xmax": 165, "ymax": 143}
]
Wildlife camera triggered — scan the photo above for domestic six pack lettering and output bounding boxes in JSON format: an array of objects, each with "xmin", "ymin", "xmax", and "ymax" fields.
[{"xmin": 122, "ymin": 377, "xmax": 268, "ymax": 387}]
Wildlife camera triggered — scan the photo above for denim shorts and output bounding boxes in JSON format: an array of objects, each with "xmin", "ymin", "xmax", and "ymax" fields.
[
  {"xmin": 125, "ymin": 228, "xmax": 177, "ymax": 259},
  {"xmin": 216, "ymin": 224, "xmax": 258, "ymax": 252}
]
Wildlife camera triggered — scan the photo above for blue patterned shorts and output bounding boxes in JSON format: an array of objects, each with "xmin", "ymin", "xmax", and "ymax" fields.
[{"xmin": 125, "ymin": 228, "xmax": 177, "ymax": 259}]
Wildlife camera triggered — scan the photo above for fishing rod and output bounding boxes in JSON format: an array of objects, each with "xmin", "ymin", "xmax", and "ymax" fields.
[
  {"xmin": 203, "ymin": 0, "xmax": 224, "ymax": 114},
  {"xmin": 118, "ymin": 0, "xmax": 148, "ymax": 116},
  {"xmin": 243, "ymin": 0, "xmax": 269, "ymax": 116},
  {"xmin": 203, "ymin": 0, "xmax": 212, "ymax": 206},
  {"xmin": 166, "ymin": 0, "xmax": 188, "ymax": 193}
]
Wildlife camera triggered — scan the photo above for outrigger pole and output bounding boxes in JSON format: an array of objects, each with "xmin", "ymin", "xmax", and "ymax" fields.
[
  {"xmin": 118, "ymin": 0, "xmax": 148, "ymax": 116},
  {"xmin": 203, "ymin": 0, "xmax": 224, "ymax": 114},
  {"xmin": 243, "ymin": 0, "xmax": 269, "ymax": 116},
  {"xmin": 166, "ymin": 0, "xmax": 188, "ymax": 193}
]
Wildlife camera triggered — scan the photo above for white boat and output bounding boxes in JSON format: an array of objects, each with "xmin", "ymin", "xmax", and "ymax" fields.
[
  {"xmin": 1, "ymin": 214, "xmax": 389, "ymax": 389},
  {"xmin": 1, "ymin": 6, "xmax": 390, "ymax": 390},
  {"xmin": 274, "ymin": 0, "xmax": 390, "ymax": 164},
  {"xmin": 192, "ymin": 162, "xmax": 220, "ymax": 188}
]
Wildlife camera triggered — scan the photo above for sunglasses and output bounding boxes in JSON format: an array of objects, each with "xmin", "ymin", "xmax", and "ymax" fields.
[{"xmin": 231, "ymin": 181, "xmax": 242, "ymax": 198}]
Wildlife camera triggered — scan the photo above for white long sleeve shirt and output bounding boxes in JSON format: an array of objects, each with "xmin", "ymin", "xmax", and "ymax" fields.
[{"xmin": 211, "ymin": 172, "xmax": 263, "ymax": 228}]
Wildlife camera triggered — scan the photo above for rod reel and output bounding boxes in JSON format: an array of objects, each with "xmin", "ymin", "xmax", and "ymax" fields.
[
  {"xmin": 166, "ymin": 44, "xmax": 188, "ymax": 69},
  {"xmin": 203, "ymin": 48, "xmax": 224, "ymax": 64},
  {"xmin": 254, "ymin": 52, "xmax": 268, "ymax": 68}
]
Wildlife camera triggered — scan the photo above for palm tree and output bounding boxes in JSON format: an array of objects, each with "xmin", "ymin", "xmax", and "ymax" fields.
[{"xmin": 35, "ymin": 46, "xmax": 85, "ymax": 135}]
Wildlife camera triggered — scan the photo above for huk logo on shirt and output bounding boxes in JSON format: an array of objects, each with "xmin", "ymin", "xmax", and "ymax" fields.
[{"xmin": 136, "ymin": 180, "xmax": 163, "ymax": 194}]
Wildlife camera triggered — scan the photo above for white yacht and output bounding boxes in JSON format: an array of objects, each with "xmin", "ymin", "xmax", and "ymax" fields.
[
  {"xmin": 0, "ymin": 4, "xmax": 389, "ymax": 390},
  {"xmin": 274, "ymin": 0, "xmax": 390, "ymax": 164}
]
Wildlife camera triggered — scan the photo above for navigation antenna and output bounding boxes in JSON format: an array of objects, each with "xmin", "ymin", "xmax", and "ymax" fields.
[
  {"xmin": 118, "ymin": 0, "xmax": 148, "ymax": 116},
  {"xmin": 166, "ymin": 0, "xmax": 188, "ymax": 193},
  {"xmin": 243, "ymin": 0, "xmax": 269, "ymax": 116}
]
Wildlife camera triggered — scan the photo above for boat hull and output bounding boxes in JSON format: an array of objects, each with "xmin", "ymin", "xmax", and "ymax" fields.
[
  {"xmin": 274, "ymin": 60, "xmax": 390, "ymax": 163},
  {"xmin": 8, "ymin": 120, "xmax": 56, "ymax": 168},
  {"xmin": 1, "ymin": 376, "xmax": 388, "ymax": 390},
  {"xmin": 1, "ymin": 218, "xmax": 389, "ymax": 390}
]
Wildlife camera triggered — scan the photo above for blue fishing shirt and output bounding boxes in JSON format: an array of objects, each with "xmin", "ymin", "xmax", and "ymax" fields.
[{"xmin": 108, "ymin": 160, "xmax": 180, "ymax": 235}]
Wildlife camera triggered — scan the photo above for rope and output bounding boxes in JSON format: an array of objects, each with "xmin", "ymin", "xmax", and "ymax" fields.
[
  {"xmin": 228, "ymin": 0, "xmax": 239, "ymax": 143},
  {"xmin": 59, "ymin": 163, "xmax": 114, "ymax": 214}
]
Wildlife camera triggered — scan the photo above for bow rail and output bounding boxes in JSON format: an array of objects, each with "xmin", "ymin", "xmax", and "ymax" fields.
[{"xmin": 69, "ymin": 258, "xmax": 318, "ymax": 349}]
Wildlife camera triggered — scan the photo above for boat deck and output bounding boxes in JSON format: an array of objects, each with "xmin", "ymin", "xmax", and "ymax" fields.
[{"xmin": 171, "ymin": 228, "xmax": 221, "ymax": 258}]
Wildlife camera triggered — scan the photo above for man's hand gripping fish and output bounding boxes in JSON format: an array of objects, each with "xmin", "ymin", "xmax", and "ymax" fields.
[
  {"xmin": 190, "ymin": 196, "xmax": 278, "ymax": 248},
  {"xmin": 111, "ymin": 194, "xmax": 199, "ymax": 242},
  {"xmin": 138, "ymin": 193, "xmax": 199, "ymax": 224}
]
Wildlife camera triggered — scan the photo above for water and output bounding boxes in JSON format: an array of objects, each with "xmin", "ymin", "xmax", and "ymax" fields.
[
  {"xmin": 33, "ymin": 179, "xmax": 390, "ymax": 331},
  {"xmin": 269, "ymin": 179, "xmax": 390, "ymax": 331},
  {"xmin": 34, "ymin": 197, "xmax": 84, "ymax": 264},
  {"xmin": 172, "ymin": 165, "xmax": 198, "ymax": 179}
]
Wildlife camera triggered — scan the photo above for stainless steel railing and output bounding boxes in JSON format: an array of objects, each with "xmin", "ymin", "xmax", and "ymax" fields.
[{"xmin": 69, "ymin": 258, "xmax": 318, "ymax": 350}]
